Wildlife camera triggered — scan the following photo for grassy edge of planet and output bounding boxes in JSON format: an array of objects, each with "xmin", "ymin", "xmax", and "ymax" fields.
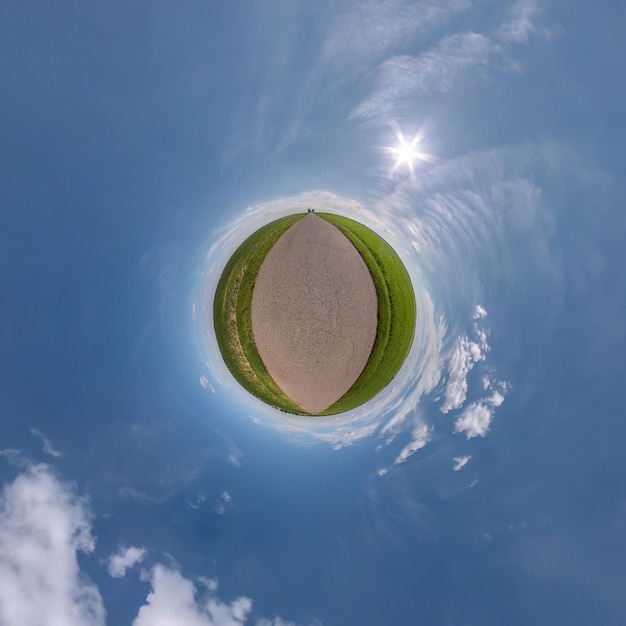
[
  {"xmin": 212, "ymin": 211, "xmax": 416, "ymax": 416},
  {"xmin": 213, "ymin": 214, "xmax": 309, "ymax": 414},
  {"xmin": 316, "ymin": 213, "xmax": 416, "ymax": 415}
]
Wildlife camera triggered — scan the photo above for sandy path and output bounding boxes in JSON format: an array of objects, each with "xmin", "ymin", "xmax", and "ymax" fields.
[{"xmin": 251, "ymin": 214, "xmax": 377, "ymax": 414}]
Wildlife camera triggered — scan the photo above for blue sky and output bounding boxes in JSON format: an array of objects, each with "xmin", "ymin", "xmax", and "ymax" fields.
[{"xmin": 1, "ymin": 1, "xmax": 626, "ymax": 624}]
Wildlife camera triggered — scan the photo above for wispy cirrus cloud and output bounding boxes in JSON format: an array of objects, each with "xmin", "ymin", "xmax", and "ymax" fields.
[
  {"xmin": 227, "ymin": 0, "xmax": 470, "ymax": 159},
  {"xmin": 497, "ymin": 0, "xmax": 544, "ymax": 43},
  {"xmin": 320, "ymin": 0, "xmax": 471, "ymax": 73},
  {"xmin": 352, "ymin": 32, "xmax": 500, "ymax": 121},
  {"xmin": 351, "ymin": 0, "xmax": 550, "ymax": 123},
  {"xmin": 394, "ymin": 423, "xmax": 431, "ymax": 464},
  {"xmin": 30, "ymin": 427, "xmax": 63, "ymax": 458}
]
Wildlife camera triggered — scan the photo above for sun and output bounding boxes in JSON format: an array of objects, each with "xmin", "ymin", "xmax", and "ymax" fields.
[
  {"xmin": 383, "ymin": 124, "xmax": 434, "ymax": 176},
  {"xmin": 394, "ymin": 136, "xmax": 420, "ymax": 166}
]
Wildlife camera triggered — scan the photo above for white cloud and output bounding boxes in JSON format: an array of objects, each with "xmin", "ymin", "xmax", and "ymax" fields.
[
  {"xmin": 440, "ymin": 335, "xmax": 486, "ymax": 413},
  {"xmin": 0, "ymin": 469, "xmax": 314, "ymax": 626},
  {"xmin": 30, "ymin": 427, "xmax": 63, "ymax": 458},
  {"xmin": 453, "ymin": 455, "xmax": 471, "ymax": 471},
  {"xmin": 377, "ymin": 468, "xmax": 388, "ymax": 477},
  {"xmin": 498, "ymin": 0, "xmax": 541, "ymax": 43},
  {"xmin": 394, "ymin": 423, "xmax": 430, "ymax": 464},
  {"xmin": 473, "ymin": 305, "xmax": 488, "ymax": 319},
  {"xmin": 454, "ymin": 402, "xmax": 494, "ymax": 438},
  {"xmin": 107, "ymin": 546, "xmax": 147, "ymax": 578},
  {"xmin": 133, "ymin": 564, "xmax": 252, "ymax": 626},
  {"xmin": 221, "ymin": 491, "xmax": 232, "ymax": 503},
  {"xmin": 351, "ymin": 32, "xmax": 499, "ymax": 121},
  {"xmin": 0, "ymin": 465, "xmax": 105, "ymax": 626},
  {"xmin": 487, "ymin": 390, "xmax": 505, "ymax": 407},
  {"xmin": 132, "ymin": 566, "xmax": 317, "ymax": 626}
]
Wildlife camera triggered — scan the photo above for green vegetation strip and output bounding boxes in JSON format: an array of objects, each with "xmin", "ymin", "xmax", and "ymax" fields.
[
  {"xmin": 317, "ymin": 213, "xmax": 416, "ymax": 415},
  {"xmin": 213, "ymin": 214, "xmax": 308, "ymax": 414},
  {"xmin": 213, "ymin": 212, "xmax": 415, "ymax": 416}
]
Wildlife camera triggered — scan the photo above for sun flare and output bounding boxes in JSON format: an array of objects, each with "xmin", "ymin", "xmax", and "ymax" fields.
[{"xmin": 384, "ymin": 125, "xmax": 434, "ymax": 176}]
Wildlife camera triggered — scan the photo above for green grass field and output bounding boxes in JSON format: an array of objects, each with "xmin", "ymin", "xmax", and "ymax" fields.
[
  {"xmin": 316, "ymin": 213, "xmax": 415, "ymax": 414},
  {"xmin": 212, "ymin": 212, "xmax": 415, "ymax": 415},
  {"xmin": 213, "ymin": 213, "xmax": 308, "ymax": 414}
]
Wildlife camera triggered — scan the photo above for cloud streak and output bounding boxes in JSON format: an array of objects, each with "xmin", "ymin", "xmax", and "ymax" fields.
[
  {"xmin": 351, "ymin": 0, "xmax": 550, "ymax": 123},
  {"xmin": 453, "ymin": 455, "xmax": 471, "ymax": 470},
  {"xmin": 394, "ymin": 423, "xmax": 431, "ymax": 464},
  {"xmin": 321, "ymin": 0, "xmax": 471, "ymax": 74},
  {"xmin": 30, "ymin": 427, "xmax": 63, "ymax": 458},
  {"xmin": 352, "ymin": 32, "xmax": 499, "ymax": 120}
]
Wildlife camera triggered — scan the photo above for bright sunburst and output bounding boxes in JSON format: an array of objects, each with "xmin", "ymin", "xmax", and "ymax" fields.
[{"xmin": 384, "ymin": 124, "xmax": 434, "ymax": 176}]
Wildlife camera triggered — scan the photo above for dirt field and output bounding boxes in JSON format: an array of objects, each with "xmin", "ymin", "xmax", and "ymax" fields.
[{"xmin": 251, "ymin": 213, "xmax": 378, "ymax": 413}]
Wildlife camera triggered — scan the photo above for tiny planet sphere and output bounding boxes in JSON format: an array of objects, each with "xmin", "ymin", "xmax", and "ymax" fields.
[
  {"xmin": 213, "ymin": 212, "xmax": 416, "ymax": 416},
  {"xmin": 252, "ymin": 213, "xmax": 378, "ymax": 413}
]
